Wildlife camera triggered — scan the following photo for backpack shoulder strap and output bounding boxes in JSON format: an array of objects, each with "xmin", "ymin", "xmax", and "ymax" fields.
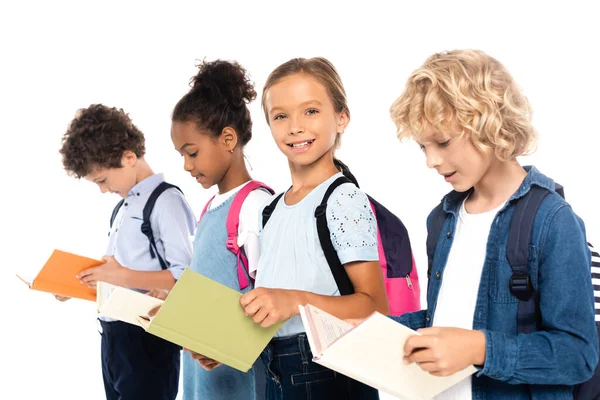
[
  {"xmin": 507, "ymin": 185, "xmax": 551, "ymax": 334},
  {"xmin": 226, "ymin": 181, "xmax": 275, "ymax": 290},
  {"xmin": 262, "ymin": 192, "xmax": 285, "ymax": 228},
  {"xmin": 199, "ymin": 195, "xmax": 216, "ymax": 221},
  {"xmin": 315, "ymin": 176, "xmax": 355, "ymax": 296},
  {"xmin": 141, "ymin": 182, "xmax": 182, "ymax": 270},
  {"xmin": 110, "ymin": 199, "xmax": 125, "ymax": 229},
  {"xmin": 426, "ymin": 201, "xmax": 446, "ymax": 280}
]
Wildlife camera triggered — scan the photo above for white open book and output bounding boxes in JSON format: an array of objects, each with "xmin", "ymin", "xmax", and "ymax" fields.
[
  {"xmin": 298, "ymin": 304, "xmax": 477, "ymax": 400},
  {"xmin": 96, "ymin": 282, "xmax": 164, "ymax": 327}
]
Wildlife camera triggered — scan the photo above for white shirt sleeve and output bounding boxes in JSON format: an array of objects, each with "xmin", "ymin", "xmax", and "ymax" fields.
[{"xmin": 238, "ymin": 189, "xmax": 273, "ymax": 278}]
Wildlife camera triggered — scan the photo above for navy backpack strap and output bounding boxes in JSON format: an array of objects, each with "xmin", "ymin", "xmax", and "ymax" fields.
[
  {"xmin": 315, "ymin": 176, "xmax": 355, "ymax": 296},
  {"xmin": 426, "ymin": 201, "xmax": 446, "ymax": 280},
  {"xmin": 261, "ymin": 193, "xmax": 285, "ymax": 228},
  {"xmin": 109, "ymin": 199, "xmax": 125, "ymax": 229},
  {"xmin": 141, "ymin": 182, "xmax": 182, "ymax": 270},
  {"xmin": 507, "ymin": 186, "xmax": 550, "ymax": 334}
]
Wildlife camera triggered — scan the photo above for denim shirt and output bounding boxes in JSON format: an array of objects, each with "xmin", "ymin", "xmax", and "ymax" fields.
[{"xmin": 393, "ymin": 167, "xmax": 598, "ymax": 399}]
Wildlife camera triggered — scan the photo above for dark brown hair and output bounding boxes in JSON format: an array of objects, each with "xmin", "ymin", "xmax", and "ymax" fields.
[
  {"xmin": 59, "ymin": 104, "xmax": 146, "ymax": 178},
  {"xmin": 172, "ymin": 59, "xmax": 256, "ymax": 146}
]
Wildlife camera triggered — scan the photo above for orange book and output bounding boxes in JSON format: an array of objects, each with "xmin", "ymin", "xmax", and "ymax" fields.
[{"xmin": 16, "ymin": 249, "xmax": 104, "ymax": 301}]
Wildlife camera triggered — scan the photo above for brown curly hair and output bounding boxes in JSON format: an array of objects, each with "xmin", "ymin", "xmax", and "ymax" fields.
[{"xmin": 60, "ymin": 104, "xmax": 146, "ymax": 178}]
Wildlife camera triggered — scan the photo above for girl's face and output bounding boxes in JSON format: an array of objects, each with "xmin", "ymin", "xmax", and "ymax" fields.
[
  {"xmin": 171, "ymin": 121, "xmax": 233, "ymax": 189},
  {"xmin": 263, "ymin": 73, "xmax": 348, "ymax": 168},
  {"xmin": 417, "ymin": 128, "xmax": 496, "ymax": 193}
]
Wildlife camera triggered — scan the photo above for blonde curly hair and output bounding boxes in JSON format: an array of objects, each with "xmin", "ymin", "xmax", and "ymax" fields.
[{"xmin": 390, "ymin": 49, "xmax": 536, "ymax": 161}]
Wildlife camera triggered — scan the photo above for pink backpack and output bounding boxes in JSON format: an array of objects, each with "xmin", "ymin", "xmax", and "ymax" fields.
[
  {"xmin": 200, "ymin": 181, "xmax": 274, "ymax": 290},
  {"xmin": 261, "ymin": 161, "xmax": 421, "ymax": 316}
]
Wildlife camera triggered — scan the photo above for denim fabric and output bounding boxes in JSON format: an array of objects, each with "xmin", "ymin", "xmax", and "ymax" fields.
[
  {"xmin": 261, "ymin": 333, "xmax": 380, "ymax": 400},
  {"xmin": 183, "ymin": 194, "xmax": 263, "ymax": 400},
  {"xmin": 393, "ymin": 167, "xmax": 598, "ymax": 399}
]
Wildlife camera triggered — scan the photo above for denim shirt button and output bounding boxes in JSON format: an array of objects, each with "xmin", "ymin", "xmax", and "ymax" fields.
[
  {"xmin": 425, "ymin": 315, "xmax": 431, "ymax": 322},
  {"xmin": 435, "ymin": 272, "xmax": 441, "ymax": 280},
  {"xmin": 446, "ymin": 231, "xmax": 452, "ymax": 238}
]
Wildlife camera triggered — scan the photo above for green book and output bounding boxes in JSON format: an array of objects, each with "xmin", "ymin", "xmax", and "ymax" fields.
[{"xmin": 137, "ymin": 268, "xmax": 283, "ymax": 372}]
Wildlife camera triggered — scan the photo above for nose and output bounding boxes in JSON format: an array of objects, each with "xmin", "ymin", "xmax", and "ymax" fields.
[
  {"xmin": 289, "ymin": 115, "xmax": 304, "ymax": 136},
  {"xmin": 425, "ymin": 148, "xmax": 443, "ymax": 169},
  {"xmin": 183, "ymin": 156, "xmax": 193, "ymax": 173},
  {"xmin": 98, "ymin": 184, "xmax": 109, "ymax": 194}
]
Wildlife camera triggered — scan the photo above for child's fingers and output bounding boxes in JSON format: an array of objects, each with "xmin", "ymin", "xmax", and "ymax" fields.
[
  {"xmin": 415, "ymin": 361, "xmax": 440, "ymax": 374},
  {"xmin": 198, "ymin": 359, "xmax": 221, "ymax": 371},
  {"xmin": 405, "ymin": 347, "xmax": 435, "ymax": 365},
  {"xmin": 88, "ymin": 281, "xmax": 97, "ymax": 289},
  {"xmin": 148, "ymin": 305, "xmax": 161, "ymax": 317},
  {"xmin": 242, "ymin": 297, "xmax": 263, "ymax": 317},
  {"xmin": 54, "ymin": 295, "xmax": 71, "ymax": 302},
  {"xmin": 417, "ymin": 327, "xmax": 440, "ymax": 336},
  {"xmin": 404, "ymin": 334, "xmax": 430, "ymax": 356},
  {"xmin": 251, "ymin": 307, "xmax": 270, "ymax": 325},
  {"xmin": 239, "ymin": 290, "xmax": 258, "ymax": 308},
  {"xmin": 76, "ymin": 268, "xmax": 95, "ymax": 280},
  {"xmin": 260, "ymin": 314, "xmax": 280, "ymax": 328}
]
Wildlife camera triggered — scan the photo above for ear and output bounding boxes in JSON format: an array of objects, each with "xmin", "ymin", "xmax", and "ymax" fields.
[
  {"xmin": 220, "ymin": 127, "xmax": 239, "ymax": 152},
  {"xmin": 336, "ymin": 110, "xmax": 350, "ymax": 134},
  {"xmin": 121, "ymin": 150, "xmax": 137, "ymax": 167}
]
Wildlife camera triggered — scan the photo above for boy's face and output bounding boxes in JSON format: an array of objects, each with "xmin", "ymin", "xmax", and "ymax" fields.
[
  {"xmin": 171, "ymin": 121, "xmax": 232, "ymax": 190},
  {"xmin": 264, "ymin": 73, "xmax": 348, "ymax": 168},
  {"xmin": 84, "ymin": 152, "xmax": 138, "ymax": 198},
  {"xmin": 417, "ymin": 128, "xmax": 495, "ymax": 193}
]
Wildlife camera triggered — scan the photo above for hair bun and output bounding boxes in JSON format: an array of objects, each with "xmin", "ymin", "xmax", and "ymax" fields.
[{"xmin": 190, "ymin": 59, "xmax": 256, "ymax": 108}]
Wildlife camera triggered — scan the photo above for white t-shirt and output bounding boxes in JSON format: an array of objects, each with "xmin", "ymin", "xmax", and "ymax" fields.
[
  {"xmin": 432, "ymin": 198, "xmax": 504, "ymax": 400},
  {"xmin": 208, "ymin": 181, "xmax": 272, "ymax": 278}
]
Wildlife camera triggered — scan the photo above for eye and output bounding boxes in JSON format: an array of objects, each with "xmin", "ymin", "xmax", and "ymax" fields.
[
  {"xmin": 273, "ymin": 114, "xmax": 287, "ymax": 121},
  {"xmin": 438, "ymin": 139, "xmax": 451, "ymax": 148},
  {"xmin": 98, "ymin": 179, "xmax": 106, "ymax": 184},
  {"xmin": 188, "ymin": 151, "xmax": 198, "ymax": 158},
  {"xmin": 418, "ymin": 144, "xmax": 425, "ymax": 152},
  {"xmin": 306, "ymin": 108, "xmax": 319, "ymax": 116}
]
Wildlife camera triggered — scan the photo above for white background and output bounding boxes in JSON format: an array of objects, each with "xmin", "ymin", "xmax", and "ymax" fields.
[{"xmin": 1, "ymin": 1, "xmax": 598, "ymax": 399}]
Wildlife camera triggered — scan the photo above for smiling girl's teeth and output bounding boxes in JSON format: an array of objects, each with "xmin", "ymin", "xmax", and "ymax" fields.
[{"xmin": 290, "ymin": 140, "xmax": 314, "ymax": 148}]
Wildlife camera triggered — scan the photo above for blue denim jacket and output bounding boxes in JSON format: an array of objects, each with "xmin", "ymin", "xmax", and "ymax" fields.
[{"xmin": 393, "ymin": 167, "xmax": 598, "ymax": 399}]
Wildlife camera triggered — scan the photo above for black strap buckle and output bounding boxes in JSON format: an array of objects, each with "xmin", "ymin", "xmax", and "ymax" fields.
[
  {"xmin": 315, "ymin": 205, "xmax": 327, "ymax": 217},
  {"xmin": 510, "ymin": 273, "xmax": 534, "ymax": 301}
]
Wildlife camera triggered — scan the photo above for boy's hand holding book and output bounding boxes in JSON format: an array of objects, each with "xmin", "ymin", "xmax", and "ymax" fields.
[
  {"xmin": 403, "ymin": 327, "xmax": 486, "ymax": 377},
  {"xmin": 77, "ymin": 255, "xmax": 125, "ymax": 288}
]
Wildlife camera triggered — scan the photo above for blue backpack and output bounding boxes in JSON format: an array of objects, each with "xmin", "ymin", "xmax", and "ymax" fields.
[{"xmin": 426, "ymin": 181, "xmax": 599, "ymax": 399}]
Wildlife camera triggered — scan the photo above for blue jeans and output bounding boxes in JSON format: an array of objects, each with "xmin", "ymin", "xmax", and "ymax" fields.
[{"xmin": 260, "ymin": 333, "xmax": 379, "ymax": 400}]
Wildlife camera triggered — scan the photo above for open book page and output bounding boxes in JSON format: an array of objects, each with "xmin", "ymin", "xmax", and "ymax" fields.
[
  {"xmin": 16, "ymin": 274, "xmax": 32, "ymax": 288},
  {"xmin": 96, "ymin": 281, "xmax": 116, "ymax": 312},
  {"xmin": 301, "ymin": 305, "xmax": 477, "ymax": 400},
  {"xmin": 298, "ymin": 304, "xmax": 354, "ymax": 356},
  {"xmin": 98, "ymin": 285, "xmax": 164, "ymax": 327}
]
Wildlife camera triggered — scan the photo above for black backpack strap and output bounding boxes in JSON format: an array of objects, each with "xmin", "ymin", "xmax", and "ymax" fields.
[
  {"xmin": 315, "ymin": 176, "xmax": 355, "ymax": 296},
  {"xmin": 426, "ymin": 202, "xmax": 446, "ymax": 280},
  {"xmin": 262, "ymin": 193, "xmax": 285, "ymax": 228},
  {"xmin": 507, "ymin": 186, "xmax": 551, "ymax": 334},
  {"xmin": 109, "ymin": 199, "xmax": 125, "ymax": 229},
  {"xmin": 141, "ymin": 182, "xmax": 182, "ymax": 270}
]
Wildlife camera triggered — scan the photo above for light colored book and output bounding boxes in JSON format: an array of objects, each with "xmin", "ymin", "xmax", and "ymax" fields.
[
  {"xmin": 96, "ymin": 282, "xmax": 164, "ymax": 327},
  {"xmin": 136, "ymin": 268, "xmax": 283, "ymax": 372},
  {"xmin": 299, "ymin": 304, "xmax": 477, "ymax": 400}
]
